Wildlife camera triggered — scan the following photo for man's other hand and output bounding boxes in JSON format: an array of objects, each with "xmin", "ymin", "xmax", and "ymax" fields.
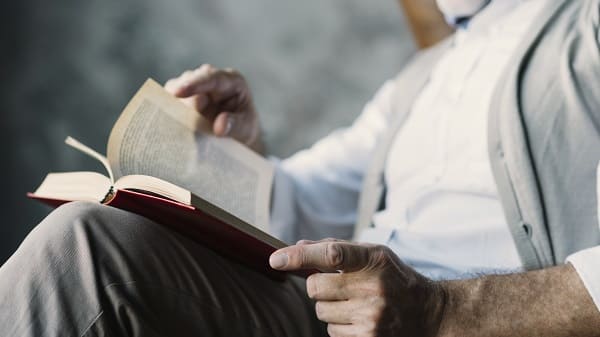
[
  {"xmin": 269, "ymin": 239, "xmax": 446, "ymax": 337},
  {"xmin": 165, "ymin": 65, "xmax": 263, "ymax": 153}
]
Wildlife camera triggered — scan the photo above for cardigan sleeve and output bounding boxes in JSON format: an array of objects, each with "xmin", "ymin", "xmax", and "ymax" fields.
[{"xmin": 268, "ymin": 78, "xmax": 400, "ymax": 244}]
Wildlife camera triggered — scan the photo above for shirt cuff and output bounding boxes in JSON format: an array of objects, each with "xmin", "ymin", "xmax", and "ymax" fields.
[{"xmin": 566, "ymin": 247, "xmax": 600, "ymax": 313}]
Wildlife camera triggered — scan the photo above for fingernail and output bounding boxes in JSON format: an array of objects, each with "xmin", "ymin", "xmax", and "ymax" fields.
[
  {"xmin": 225, "ymin": 118, "xmax": 234, "ymax": 135},
  {"xmin": 269, "ymin": 253, "xmax": 288, "ymax": 269}
]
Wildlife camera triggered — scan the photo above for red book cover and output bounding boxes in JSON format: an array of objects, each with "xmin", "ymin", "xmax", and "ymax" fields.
[{"xmin": 28, "ymin": 189, "xmax": 314, "ymax": 280}]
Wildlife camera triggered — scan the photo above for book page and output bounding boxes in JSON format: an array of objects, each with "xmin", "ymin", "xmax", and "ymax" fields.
[
  {"xmin": 33, "ymin": 172, "xmax": 112, "ymax": 202},
  {"xmin": 114, "ymin": 175, "xmax": 192, "ymax": 206},
  {"xmin": 106, "ymin": 79, "xmax": 273, "ymax": 231}
]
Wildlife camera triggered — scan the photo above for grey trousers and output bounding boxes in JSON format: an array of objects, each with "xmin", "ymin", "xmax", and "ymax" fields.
[{"xmin": 0, "ymin": 201, "xmax": 326, "ymax": 337}]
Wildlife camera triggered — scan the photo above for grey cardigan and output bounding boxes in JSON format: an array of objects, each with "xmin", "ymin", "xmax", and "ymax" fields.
[{"xmin": 356, "ymin": 0, "xmax": 600, "ymax": 270}]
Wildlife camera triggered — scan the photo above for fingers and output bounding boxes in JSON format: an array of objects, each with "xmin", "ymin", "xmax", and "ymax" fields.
[
  {"xmin": 212, "ymin": 111, "xmax": 259, "ymax": 143},
  {"xmin": 327, "ymin": 324, "xmax": 361, "ymax": 337},
  {"xmin": 315, "ymin": 301, "xmax": 355, "ymax": 325},
  {"xmin": 296, "ymin": 238, "xmax": 344, "ymax": 245},
  {"xmin": 306, "ymin": 273, "xmax": 350, "ymax": 300},
  {"xmin": 180, "ymin": 95, "xmax": 212, "ymax": 116},
  {"xmin": 213, "ymin": 112, "xmax": 233, "ymax": 137},
  {"xmin": 270, "ymin": 241, "xmax": 372, "ymax": 272},
  {"xmin": 165, "ymin": 64, "xmax": 245, "ymax": 100},
  {"xmin": 165, "ymin": 65, "xmax": 259, "ymax": 145},
  {"xmin": 318, "ymin": 298, "xmax": 384, "ymax": 329},
  {"xmin": 296, "ymin": 239, "xmax": 317, "ymax": 245}
]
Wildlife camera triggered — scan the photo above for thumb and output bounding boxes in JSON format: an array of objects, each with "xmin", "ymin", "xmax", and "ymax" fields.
[
  {"xmin": 270, "ymin": 242, "xmax": 372, "ymax": 273},
  {"xmin": 213, "ymin": 112, "xmax": 257, "ymax": 145},
  {"xmin": 213, "ymin": 112, "xmax": 234, "ymax": 137}
]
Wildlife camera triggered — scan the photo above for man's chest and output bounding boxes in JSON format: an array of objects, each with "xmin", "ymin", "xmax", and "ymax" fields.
[{"xmin": 384, "ymin": 32, "xmax": 514, "ymax": 197}]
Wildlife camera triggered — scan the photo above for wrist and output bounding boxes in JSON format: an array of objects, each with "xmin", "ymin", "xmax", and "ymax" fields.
[{"xmin": 434, "ymin": 277, "xmax": 486, "ymax": 337}]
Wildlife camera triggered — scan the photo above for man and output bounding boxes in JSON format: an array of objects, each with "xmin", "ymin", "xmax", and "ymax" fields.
[{"xmin": 1, "ymin": 0, "xmax": 600, "ymax": 336}]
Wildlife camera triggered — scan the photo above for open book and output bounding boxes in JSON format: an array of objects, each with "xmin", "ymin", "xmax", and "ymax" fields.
[{"xmin": 30, "ymin": 79, "xmax": 303, "ymax": 278}]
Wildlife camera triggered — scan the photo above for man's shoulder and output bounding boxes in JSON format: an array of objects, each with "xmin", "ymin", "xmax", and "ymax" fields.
[
  {"xmin": 560, "ymin": 0, "xmax": 599, "ymax": 30},
  {"xmin": 521, "ymin": 0, "xmax": 599, "ymax": 100},
  {"xmin": 524, "ymin": 0, "xmax": 599, "ymax": 71}
]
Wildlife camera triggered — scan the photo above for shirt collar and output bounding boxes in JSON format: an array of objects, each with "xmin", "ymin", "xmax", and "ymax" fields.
[{"xmin": 458, "ymin": 0, "xmax": 525, "ymax": 32}]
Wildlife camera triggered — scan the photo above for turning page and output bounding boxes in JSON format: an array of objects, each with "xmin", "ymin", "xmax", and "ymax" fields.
[{"xmin": 106, "ymin": 79, "xmax": 274, "ymax": 231}]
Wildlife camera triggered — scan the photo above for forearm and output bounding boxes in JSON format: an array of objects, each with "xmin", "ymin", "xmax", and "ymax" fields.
[{"xmin": 437, "ymin": 264, "xmax": 600, "ymax": 336}]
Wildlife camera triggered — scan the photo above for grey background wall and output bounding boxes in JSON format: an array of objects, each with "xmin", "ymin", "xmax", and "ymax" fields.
[{"xmin": 0, "ymin": 0, "xmax": 415, "ymax": 264}]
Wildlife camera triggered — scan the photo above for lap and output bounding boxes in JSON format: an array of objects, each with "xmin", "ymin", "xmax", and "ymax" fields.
[{"xmin": 0, "ymin": 201, "xmax": 324, "ymax": 337}]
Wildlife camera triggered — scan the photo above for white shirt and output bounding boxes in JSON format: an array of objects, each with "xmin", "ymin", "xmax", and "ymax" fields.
[{"xmin": 271, "ymin": 0, "xmax": 600, "ymax": 311}]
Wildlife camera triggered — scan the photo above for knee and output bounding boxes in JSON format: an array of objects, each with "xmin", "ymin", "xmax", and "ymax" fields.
[
  {"xmin": 2, "ymin": 202, "xmax": 118, "ymax": 278},
  {"xmin": 14, "ymin": 201, "xmax": 159, "ymax": 273},
  {"xmin": 35, "ymin": 201, "xmax": 111, "ymax": 241},
  {"xmin": 27, "ymin": 201, "xmax": 141, "ymax": 259},
  {"xmin": 32, "ymin": 201, "xmax": 165, "ymax": 260},
  {"xmin": 45, "ymin": 200, "xmax": 107, "ymax": 225}
]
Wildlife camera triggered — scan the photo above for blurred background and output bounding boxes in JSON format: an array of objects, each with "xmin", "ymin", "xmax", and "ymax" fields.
[{"xmin": 0, "ymin": 0, "xmax": 449, "ymax": 264}]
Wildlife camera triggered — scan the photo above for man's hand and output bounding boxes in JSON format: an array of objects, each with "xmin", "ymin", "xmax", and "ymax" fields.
[
  {"xmin": 269, "ymin": 239, "xmax": 446, "ymax": 337},
  {"xmin": 270, "ymin": 240, "xmax": 600, "ymax": 337},
  {"xmin": 164, "ymin": 64, "xmax": 263, "ymax": 153}
]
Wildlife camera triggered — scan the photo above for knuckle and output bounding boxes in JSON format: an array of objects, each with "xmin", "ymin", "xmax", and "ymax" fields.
[
  {"xmin": 364, "ymin": 321, "xmax": 378, "ymax": 336},
  {"xmin": 326, "ymin": 243, "xmax": 344, "ymax": 269},
  {"xmin": 198, "ymin": 63, "xmax": 213, "ymax": 72},
  {"xmin": 370, "ymin": 245, "xmax": 390, "ymax": 265},
  {"xmin": 370, "ymin": 281, "xmax": 385, "ymax": 297},
  {"xmin": 224, "ymin": 67, "xmax": 240, "ymax": 76},
  {"xmin": 356, "ymin": 308, "xmax": 379, "ymax": 330},
  {"xmin": 374, "ymin": 244, "xmax": 390, "ymax": 255},
  {"xmin": 196, "ymin": 64, "xmax": 217, "ymax": 77},
  {"xmin": 365, "ymin": 303, "xmax": 383, "ymax": 323},
  {"xmin": 299, "ymin": 248, "xmax": 311, "ymax": 268},
  {"xmin": 326, "ymin": 324, "xmax": 343, "ymax": 337},
  {"xmin": 359, "ymin": 277, "xmax": 385, "ymax": 299},
  {"xmin": 323, "ymin": 237, "xmax": 341, "ymax": 242},
  {"xmin": 192, "ymin": 95, "xmax": 208, "ymax": 111},
  {"xmin": 314, "ymin": 302, "xmax": 325, "ymax": 319},
  {"xmin": 306, "ymin": 275, "xmax": 319, "ymax": 299}
]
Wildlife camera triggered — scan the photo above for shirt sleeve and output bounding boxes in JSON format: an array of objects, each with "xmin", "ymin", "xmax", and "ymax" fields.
[
  {"xmin": 566, "ymin": 163, "xmax": 600, "ymax": 313},
  {"xmin": 269, "ymin": 77, "xmax": 401, "ymax": 244}
]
